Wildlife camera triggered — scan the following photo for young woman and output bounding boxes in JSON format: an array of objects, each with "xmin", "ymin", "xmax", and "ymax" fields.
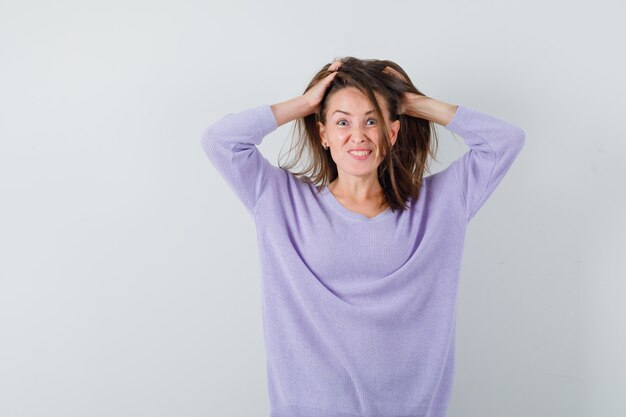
[{"xmin": 201, "ymin": 57, "xmax": 525, "ymax": 417}]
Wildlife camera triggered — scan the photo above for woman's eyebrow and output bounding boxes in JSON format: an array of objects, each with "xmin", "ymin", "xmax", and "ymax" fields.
[{"xmin": 332, "ymin": 109, "xmax": 375, "ymax": 116}]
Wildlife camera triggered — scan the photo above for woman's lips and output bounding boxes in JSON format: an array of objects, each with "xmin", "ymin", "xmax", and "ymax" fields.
[{"xmin": 348, "ymin": 150, "xmax": 372, "ymax": 160}]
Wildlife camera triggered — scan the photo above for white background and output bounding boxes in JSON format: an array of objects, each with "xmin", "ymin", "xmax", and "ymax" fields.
[{"xmin": 1, "ymin": 0, "xmax": 624, "ymax": 416}]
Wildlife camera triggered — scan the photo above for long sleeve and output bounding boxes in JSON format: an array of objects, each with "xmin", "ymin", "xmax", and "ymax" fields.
[
  {"xmin": 200, "ymin": 104, "xmax": 278, "ymax": 216},
  {"xmin": 445, "ymin": 105, "xmax": 526, "ymax": 222}
]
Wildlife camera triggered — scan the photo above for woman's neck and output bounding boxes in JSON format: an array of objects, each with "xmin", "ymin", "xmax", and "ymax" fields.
[{"xmin": 328, "ymin": 178, "xmax": 387, "ymax": 208}]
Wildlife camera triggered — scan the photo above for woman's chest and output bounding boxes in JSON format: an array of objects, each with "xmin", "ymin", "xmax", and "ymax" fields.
[{"xmin": 278, "ymin": 216, "xmax": 421, "ymax": 282}]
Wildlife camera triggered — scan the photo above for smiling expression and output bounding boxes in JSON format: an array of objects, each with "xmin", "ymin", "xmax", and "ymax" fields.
[{"xmin": 318, "ymin": 86, "xmax": 400, "ymax": 180}]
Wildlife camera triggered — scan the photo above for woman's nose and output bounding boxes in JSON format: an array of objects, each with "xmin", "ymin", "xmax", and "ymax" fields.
[{"xmin": 349, "ymin": 126, "xmax": 367, "ymax": 142}]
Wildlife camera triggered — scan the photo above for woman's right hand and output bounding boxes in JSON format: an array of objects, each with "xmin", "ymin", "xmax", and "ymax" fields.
[
  {"xmin": 303, "ymin": 59, "xmax": 342, "ymax": 114},
  {"xmin": 271, "ymin": 60, "xmax": 342, "ymax": 127}
]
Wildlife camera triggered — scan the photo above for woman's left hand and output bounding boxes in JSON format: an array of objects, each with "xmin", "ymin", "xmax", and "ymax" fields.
[{"xmin": 382, "ymin": 66, "xmax": 431, "ymax": 118}]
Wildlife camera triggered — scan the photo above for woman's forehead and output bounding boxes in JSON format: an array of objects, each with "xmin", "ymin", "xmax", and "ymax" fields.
[{"xmin": 328, "ymin": 88, "xmax": 388, "ymax": 115}]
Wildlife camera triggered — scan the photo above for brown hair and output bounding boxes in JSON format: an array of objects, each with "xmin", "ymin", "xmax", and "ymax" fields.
[{"xmin": 278, "ymin": 56, "xmax": 440, "ymax": 212}]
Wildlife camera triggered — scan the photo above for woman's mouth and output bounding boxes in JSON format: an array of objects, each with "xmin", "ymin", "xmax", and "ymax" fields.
[{"xmin": 348, "ymin": 150, "xmax": 372, "ymax": 160}]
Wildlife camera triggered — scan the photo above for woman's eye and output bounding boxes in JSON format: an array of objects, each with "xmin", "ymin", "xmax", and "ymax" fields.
[{"xmin": 337, "ymin": 119, "xmax": 377, "ymax": 126}]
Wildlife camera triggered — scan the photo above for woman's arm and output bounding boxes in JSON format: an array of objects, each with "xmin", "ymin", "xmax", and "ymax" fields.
[
  {"xmin": 409, "ymin": 96, "xmax": 525, "ymax": 222},
  {"xmin": 446, "ymin": 104, "xmax": 525, "ymax": 221},
  {"xmin": 200, "ymin": 104, "xmax": 279, "ymax": 217},
  {"xmin": 404, "ymin": 96, "xmax": 459, "ymax": 127},
  {"xmin": 270, "ymin": 95, "xmax": 315, "ymax": 128},
  {"xmin": 200, "ymin": 63, "xmax": 340, "ymax": 217}
]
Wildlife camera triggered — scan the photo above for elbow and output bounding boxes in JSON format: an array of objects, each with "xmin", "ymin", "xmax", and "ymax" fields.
[
  {"xmin": 512, "ymin": 126, "xmax": 526, "ymax": 153},
  {"xmin": 200, "ymin": 126, "xmax": 220, "ymax": 160},
  {"xmin": 200, "ymin": 125, "xmax": 214, "ymax": 145},
  {"xmin": 200, "ymin": 112, "xmax": 237, "ymax": 150}
]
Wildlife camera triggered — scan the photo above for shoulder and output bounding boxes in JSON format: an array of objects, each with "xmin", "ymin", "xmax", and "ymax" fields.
[
  {"xmin": 256, "ymin": 165, "xmax": 313, "ymax": 208},
  {"xmin": 423, "ymin": 165, "xmax": 456, "ymax": 189},
  {"xmin": 265, "ymin": 164, "xmax": 310, "ymax": 189},
  {"xmin": 414, "ymin": 166, "xmax": 462, "ymax": 209}
]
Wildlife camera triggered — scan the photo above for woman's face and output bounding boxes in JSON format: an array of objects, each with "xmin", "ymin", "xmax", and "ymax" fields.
[{"xmin": 318, "ymin": 86, "xmax": 400, "ymax": 182}]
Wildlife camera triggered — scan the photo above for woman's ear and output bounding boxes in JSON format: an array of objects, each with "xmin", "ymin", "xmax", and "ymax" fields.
[
  {"xmin": 390, "ymin": 119, "xmax": 400, "ymax": 146},
  {"xmin": 317, "ymin": 121, "xmax": 326, "ymax": 143}
]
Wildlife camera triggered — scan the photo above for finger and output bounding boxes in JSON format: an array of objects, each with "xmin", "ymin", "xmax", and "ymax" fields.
[
  {"xmin": 324, "ymin": 71, "xmax": 338, "ymax": 86},
  {"xmin": 383, "ymin": 66, "xmax": 407, "ymax": 82},
  {"xmin": 329, "ymin": 59, "xmax": 342, "ymax": 71},
  {"xmin": 314, "ymin": 70, "xmax": 337, "ymax": 90}
]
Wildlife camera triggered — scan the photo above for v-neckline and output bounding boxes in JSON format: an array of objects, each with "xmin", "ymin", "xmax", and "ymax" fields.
[{"xmin": 320, "ymin": 185, "xmax": 394, "ymax": 222}]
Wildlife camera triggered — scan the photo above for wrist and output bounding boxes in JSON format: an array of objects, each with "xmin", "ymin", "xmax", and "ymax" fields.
[
  {"xmin": 409, "ymin": 95, "xmax": 434, "ymax": 113},
  {"xmin": 271, "ymin": 95, "xmax": 316, "ymax": 128},
  {"xmin": 299, "ymin": 94, "xmax": 316, "ymax": 116},
  {"xmin": 409, "ymin": 96, "xmax": 457, "ymax": 126}
]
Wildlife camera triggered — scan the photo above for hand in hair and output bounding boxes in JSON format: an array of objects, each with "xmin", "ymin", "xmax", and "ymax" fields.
[
  {"xmin": 382, "ymin": 66, "xmax": 407, "ymax": 82},
  {"xmin": 303, "ymin": 59, "xmax": 342, "ymax": 114},
  {"xmin": 271, "ymin": 60, "xmax": 343, "ymax": 127},
  {"xmin": 382, "ymin": 66, "xmax": 429, "ymax": 118}
]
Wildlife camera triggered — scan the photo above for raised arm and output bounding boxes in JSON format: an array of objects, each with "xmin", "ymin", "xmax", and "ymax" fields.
[
  {"xmin": 444, "ymin": 104, "xmax": 525, "ymax": 221},
  {"xmin": 407, "ymin": 96, "xmax": 525, "ymax": 222},
  {"xmin": 270, "ymin": 95, "xmax": 315, "ymax": 128},
  {"xmin": 200, "ymin": 64, "xmax": 342, "ymax": 217},
  {"xmin": 200, "ymin": 104, "xmax": 278, "ymax": 216}
]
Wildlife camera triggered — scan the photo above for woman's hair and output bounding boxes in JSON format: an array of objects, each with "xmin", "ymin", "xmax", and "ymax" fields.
[{"xmin": 278, "ymin": 56, "xmax": 440, "ymax": 212}]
